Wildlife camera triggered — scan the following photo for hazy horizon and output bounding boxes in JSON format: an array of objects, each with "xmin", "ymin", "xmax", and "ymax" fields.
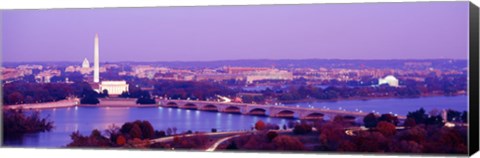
[
  {"xmin": 1, "ymin": 58, "xmax": 469, "ymax": 64},
  {"xmin": 2, "ymin": 2, "xmax": 470, "ymax": 62}
]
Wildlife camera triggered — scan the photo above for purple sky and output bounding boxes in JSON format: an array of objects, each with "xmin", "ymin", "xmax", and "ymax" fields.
[{"xmin": 1, "ymin": 2, "xmax": 470, "ymax": 62}]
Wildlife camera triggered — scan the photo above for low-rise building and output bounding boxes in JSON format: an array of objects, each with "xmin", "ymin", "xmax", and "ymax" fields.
[{"xmin": 99, "ymin": 80, "xmax": 129, "ymax": 95}]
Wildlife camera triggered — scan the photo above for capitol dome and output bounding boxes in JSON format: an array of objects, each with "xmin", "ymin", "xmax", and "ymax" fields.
[
  {"xmin": 378, "ymin": 75, "xmax": 399, "ymax": 87},
  {"xmin": 82, "ymin": 58, "xmax": 90, "ymax": 68}
]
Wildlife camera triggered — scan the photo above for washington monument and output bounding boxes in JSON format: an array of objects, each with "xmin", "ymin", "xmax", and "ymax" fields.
[{"xmin": 94, "ymin": 33, "xmax": 100, "ymax": 83}]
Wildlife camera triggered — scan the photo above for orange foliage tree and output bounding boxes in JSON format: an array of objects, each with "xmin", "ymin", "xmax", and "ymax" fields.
[
  {"xmin": 376, "ymin": 121, "xmax": 397, "ymax": 137},
  {"xmin": 255, "ymin": 120, "xmax": 266, "ymax": 131},
  {"xmin": 116, "ymin": 135, "xmax": 126, "ymax": 146}
]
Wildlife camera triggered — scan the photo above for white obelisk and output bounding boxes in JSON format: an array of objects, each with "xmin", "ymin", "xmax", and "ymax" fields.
[{"xmin": 94, "ymin": 33, "xmax": 100, "ymax": 83}]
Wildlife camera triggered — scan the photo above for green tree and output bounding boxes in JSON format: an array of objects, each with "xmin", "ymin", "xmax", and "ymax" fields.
[{"xmin": 407, "ymin": 108, "xmax": 427, "ymax": 125}]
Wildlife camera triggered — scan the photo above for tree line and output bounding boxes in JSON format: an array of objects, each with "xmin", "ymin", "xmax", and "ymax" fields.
[{"xmin": 3, "ymin": 109, "xmax": 54, "ymax": 139}]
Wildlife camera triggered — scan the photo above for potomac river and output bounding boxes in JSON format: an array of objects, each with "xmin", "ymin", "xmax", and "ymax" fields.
[{"xmin": 3, "ymin": 95, "xmax": 467, "ymax": 147}]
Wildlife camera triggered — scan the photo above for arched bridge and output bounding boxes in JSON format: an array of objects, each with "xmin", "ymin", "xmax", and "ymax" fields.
[{"xmin": 158, "ymin": 99, "xmax": 407, "ymax": 120}]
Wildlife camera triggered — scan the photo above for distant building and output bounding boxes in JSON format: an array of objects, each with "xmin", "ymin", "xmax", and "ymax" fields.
[
  {"xmin": 225, "ymin": 66, "xmax": 271, "ymax": 74},
  {"xmin": 245, "ymin": 69, "xmax": 293, "ymax": 84},
  {"xmin": 65, "ymin": 66, "xmax": 76, "ymax": 72},
  {"xmin": 100, "ymin": 81, "xmax": 129, "ymax": 95},
  {"xmin": 82, "ymin": 58, "xmax": 90, "ymax": 68},
  {"xmin": 35, "ymin": 70, "xmax": 61, "ymax": 83},
  {"xmin": 195, "ymin": 73, "xmax": 243, "ymax": 82},
  {"xmin": 378, "ymin": 75, "xmax": 399, "ymax": 87},
  {"xmin": 1, "ymin": 67, "xmax": 28, "ymax": 80},
  {"xmin": 17, "ymin": 64, "xmax": 43, "ymax": 70}
]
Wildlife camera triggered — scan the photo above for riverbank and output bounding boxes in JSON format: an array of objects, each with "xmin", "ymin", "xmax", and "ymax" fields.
[
  {"xmin": 80, "ymin": 104, "xmax": 157, "ymax": 108},
  {"xmin": 2, "ymin": 99, "xmax": 80, "ymax": 110},
  {"xmin": 2, "ymin": 98, "xmax": 158, "ymax": 110}
]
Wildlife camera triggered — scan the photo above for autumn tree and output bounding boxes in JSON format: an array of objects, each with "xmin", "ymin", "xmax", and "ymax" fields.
[
  {"xmin": 423, "ymin": 127, "xmax": 467, "ymax": 154},
  {"xmin": 351, "ymin": 131, "xmax": 388, "ymax": 152},
  {"xmin": 376, "ymin": 121, "xmax": 397, "ymax": 137},
  {"xmin": 319, "ymin": 122, "xmax": 346, "ymax": 150},
  {"xmin": 255, "ymin": 120, "xmax": 266, "ymax": 131},
  {"xmin": 272, "ymin": 135, "xmax": 304, "ymax": 151},
  {"xmin": 338, "ymin": 140, "xmax": 357, "ymax": 152},
  {"xmin": 397, "ymin": 126, "xmax": 427, "ymax": 144},
  {"xmin": 129, "ymin": 124, "xmax": 143, "ymax": 139}
]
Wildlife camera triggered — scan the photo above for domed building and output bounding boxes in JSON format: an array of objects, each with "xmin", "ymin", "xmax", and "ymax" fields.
[
  {"xmin": 378, "ymin": 75, "xmax": 399, "ymax": 87},
  {"xmin": 82, "ymin": 58, "xmax": 90, "ymax": 68}
]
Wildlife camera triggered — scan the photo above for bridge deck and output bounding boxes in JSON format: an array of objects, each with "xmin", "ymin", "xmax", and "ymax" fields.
[{"xmin": 158, "ymin": 99, "xmax": 407, "ymax": 120}]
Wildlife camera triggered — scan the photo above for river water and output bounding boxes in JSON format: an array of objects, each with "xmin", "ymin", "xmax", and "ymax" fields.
[
  {"xmin": 284, "ymin": 95, "xmax": 468, "ymax": 116},
  {"xmin": 3, "ymin": 95, "xmax": 468, "ymax": 148}
]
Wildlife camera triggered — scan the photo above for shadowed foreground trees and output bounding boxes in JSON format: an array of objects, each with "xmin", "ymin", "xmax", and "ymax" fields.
[
  {"xmin": 317, "ymin": 109, "xmax": 467, "ymax": 154},
  {"xmin": 2, "ymin": 109, "xmax": 54, "ymax": 139},
  {"xmin": 120, "ymin": 88, "xmax": 156, "ymax": 104},
  {"xmin": 223, "ymin": 132, "xmax": 305, "ymax": 151},
  {"xmin": 293, "ymin": 122, "xmax": 313, "ymax": 134},
  {"xmin": 64, "ymin": 108, "xmax": 467, "ymax": 154},
  {"xmin": 3, "ymin": 82, "xmax": 73, "ymax": 105},
  {"xmin": 68, "ymin": 120, "xmax": 155, "ymax": 148},
  {"xmin": 317, "ymin": 124, "xmax": 467, "ymax": 154},
  {"xmin": 80, "ymin": 94, "xmax": 100, "ymax": 104},
  {"xmin": 68, "ymin": 120, "xmax": 212, "ymax": 149},
  {"xmin": 67, "ymin": 130, "xmax": 111, "ymax": 147}
]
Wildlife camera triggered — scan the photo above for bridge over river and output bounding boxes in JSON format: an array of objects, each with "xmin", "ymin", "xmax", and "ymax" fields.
[{"xmin": 158, "ymin": 99, "xmax": 407, "ymax": 121}]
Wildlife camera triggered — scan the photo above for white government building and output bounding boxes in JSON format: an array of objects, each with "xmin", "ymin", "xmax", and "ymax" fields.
[
  {"xmin": 378, "ymin": 75, "xmax": 399, "ymax": 87},
  {"xmin": 99, "ymin": 81, "xmax": 129, "ymax": 95}
]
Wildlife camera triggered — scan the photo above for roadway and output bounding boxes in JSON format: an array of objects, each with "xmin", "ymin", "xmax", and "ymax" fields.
[
  {"xmin": 205, "ymin": 135, "xmax": 241, "ymax": 151},
  {"xmin": 204, "ymin": 129, "xmax": 294, "ymax": 151},
  {"xmin": 149, "ymin": 131, "xmax": 250, "ymax": 144}
]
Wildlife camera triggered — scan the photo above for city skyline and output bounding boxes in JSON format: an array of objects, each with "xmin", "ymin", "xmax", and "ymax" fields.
[
  {"xmin": 2, "ymin": 2, "xmax": 469, "ymax": 62},
  {"xmin": 1, "ymin": 2, "xmax": 473, "ymax": 154}
]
